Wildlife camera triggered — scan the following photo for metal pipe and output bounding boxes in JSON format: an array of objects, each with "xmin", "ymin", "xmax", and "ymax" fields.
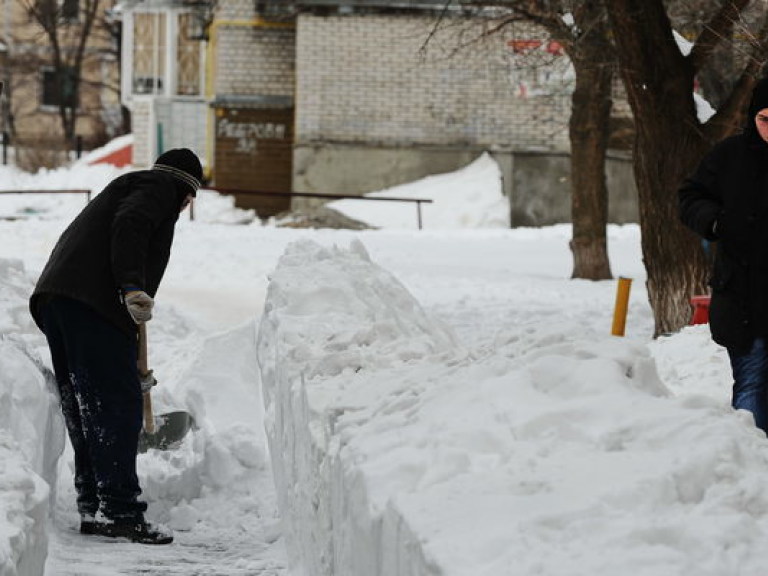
[{"xmin": 417, "ymin": 200, "xmax": 423, "ymax": 229}]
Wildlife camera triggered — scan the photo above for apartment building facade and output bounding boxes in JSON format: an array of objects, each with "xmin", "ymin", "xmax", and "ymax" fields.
[{"xmin": 120, "ymin": 0, "xmax": 637, "ymax": 223}]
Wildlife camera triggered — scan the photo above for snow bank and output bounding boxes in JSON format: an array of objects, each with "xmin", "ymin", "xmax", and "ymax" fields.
[
  {"xmin": 135, "ymin": 320, "xmax": 271, "ymax": 523},
  {"xmin": 0, "ymin": 164, "xmax": 126, "ymax": 223},
  {"xmin": 257, "ymin": 239, "xmax": 460, "ymax": 575},
  {"xmin": 0, "ymin": 434, "xmax": 49, "ymax": 576},
  {"xmin": 259, "ymin": 240, "xmax": 768, "ymax": 576},
  {"xmin": 0, "ymin": 259, "xmax": 65, "ymax": 576},
  {"xmin": 328, "ymin": 153, "xmax": 509, "ymax": 230}
]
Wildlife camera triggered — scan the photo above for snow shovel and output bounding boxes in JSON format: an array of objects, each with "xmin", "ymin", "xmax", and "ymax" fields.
[{"xmin": 137, "ymin": 323, "xmax": 195, "ymax": 452}]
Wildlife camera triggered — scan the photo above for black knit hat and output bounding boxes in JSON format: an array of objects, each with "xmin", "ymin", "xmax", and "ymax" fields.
[{"xmin": 152, "ymin": 148, "xmax": 203, "ymax": 194}]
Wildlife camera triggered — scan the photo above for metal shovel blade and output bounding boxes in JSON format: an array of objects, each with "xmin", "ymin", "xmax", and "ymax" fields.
[{"xmin": 138, "ymin": 411, "xmax": 195, "ymax": 452}]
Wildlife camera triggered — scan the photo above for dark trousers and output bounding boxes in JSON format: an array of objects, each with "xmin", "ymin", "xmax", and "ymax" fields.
[
  {"xmin": 729, "ymin": 337, "xmax": 768, "ymax": 434},
  {"xmin": 39, "ymin": 296, "xmax": 147, "ymax": 521}
]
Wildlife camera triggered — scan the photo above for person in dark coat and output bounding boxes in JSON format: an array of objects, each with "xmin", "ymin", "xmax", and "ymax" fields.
[
  {"xmin": 29, "ymin": 148, "xmax": 203, "ymax": 544},
  {"xmin": 679, "ymin": 78, "xmax": 768, "ymax": 434}
]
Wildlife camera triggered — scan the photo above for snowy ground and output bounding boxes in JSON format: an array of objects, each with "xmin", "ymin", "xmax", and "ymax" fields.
[{"xmin": 0, "ymin": 149, "xmax": 757, "ymax": 576}]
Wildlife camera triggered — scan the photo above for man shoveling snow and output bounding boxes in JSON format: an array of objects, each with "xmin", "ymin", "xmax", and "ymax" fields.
[{"xmin": 29, "ymin": 148, "xmax": 202, "ymax": 545}]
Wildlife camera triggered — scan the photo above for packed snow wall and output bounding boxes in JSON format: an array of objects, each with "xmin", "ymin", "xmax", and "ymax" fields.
[
  {"xmin": 257, "ymin": 239, "xmax": 460, "ymax": 576},
  {"xmin": 0, "ymin": 259, "xmax": 65, "ymax": 576},
  {"xmin": 256, "ymin": 238, "xmax": 768, "ymax": 576}
]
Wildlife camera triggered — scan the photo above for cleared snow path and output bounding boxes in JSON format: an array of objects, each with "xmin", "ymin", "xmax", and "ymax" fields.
[
  {"xmin": 42, "ymin": 317, "xmax": 291, "ymax": 575},
  {"xmin": 48, "ymin": 513, "xmax": 286, "ymax": 576},
  {"xmin": 46, "ymin": 472, "xmax": 288, "ymax": 576}
]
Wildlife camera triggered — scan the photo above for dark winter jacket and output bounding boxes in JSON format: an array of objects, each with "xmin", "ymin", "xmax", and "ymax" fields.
[
  {"xmin": 678, "ymin": 116, "xmax": 768, "ymax": 353},
  {"xmin": 30, "ymin": 170, "xmax": 189, "ymax": 336}
]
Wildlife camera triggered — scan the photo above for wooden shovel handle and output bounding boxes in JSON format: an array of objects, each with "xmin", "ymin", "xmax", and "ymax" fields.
[{"xmin": 139, "ymin": 323, "xmax": 155, "ymax": 434}]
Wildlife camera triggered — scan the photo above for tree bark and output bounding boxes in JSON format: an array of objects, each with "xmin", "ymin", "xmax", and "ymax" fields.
[
  {"xmin": 483, "ymin": 0, "xmax": 616, "ymax": 280},
  {"xmin": 604, "ymin": 0, "xmax": 741, "ymax": 336},
  {"xmin": 568, "ymin": 13, "xmax": 613, "ymax": 280}
]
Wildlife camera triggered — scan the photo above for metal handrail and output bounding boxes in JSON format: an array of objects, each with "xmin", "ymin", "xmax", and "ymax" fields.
[
  {"xmin": 207, "ymin": 187, "xmax": 433, "ymax": 229},
  {"xmin": 0, "ymin": 189, "xmax": 92, "ymax": 202},
  {"xmin": 0, "ymin": 187, "xmax": 434, "ymax": 229}
]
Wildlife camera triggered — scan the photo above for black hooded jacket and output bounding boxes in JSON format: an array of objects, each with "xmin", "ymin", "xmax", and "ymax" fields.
[
  {"xmin": 30, "ymin": 170, "xmax": 190, "ymax": 336},
  {"xmin": 679, "ymin": 79, "xmax": 768, "ymax": 353}
]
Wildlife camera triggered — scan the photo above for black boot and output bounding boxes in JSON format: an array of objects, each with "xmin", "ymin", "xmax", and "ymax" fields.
[
  {"xmin": 79, "ymin": 513, "xmax": 97, "ymax": 535},
  {"xmin": 86, "ymin": 516, "xmax": 173, "ymax": 545}
]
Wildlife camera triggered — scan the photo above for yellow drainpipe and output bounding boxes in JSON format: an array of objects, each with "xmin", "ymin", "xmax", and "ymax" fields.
[{"xmin": 204, "ymin": 17, "xmax": 295, "ymax": 182}]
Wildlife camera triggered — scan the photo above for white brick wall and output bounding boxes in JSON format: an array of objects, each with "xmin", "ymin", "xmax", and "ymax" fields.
[
  {"xmin": 129, "ymin": 10, "xmax": 628, "ymax": 171},
  {"xmin": 131, "ymin": 99, "xmax": 153, "ymax": 167},
  {"xmin": 296, "ymin": 14, "xmax": 573, "ymax": 151},
  {"xmin": 216, "ymin": 25, "xmax": 295, "ymax": 97},
  {"xmin": 217, "ymin": 0, "xmax": 255, "ymax": 20}
]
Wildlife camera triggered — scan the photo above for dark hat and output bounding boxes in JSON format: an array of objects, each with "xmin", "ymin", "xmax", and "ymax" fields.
[
  {"xmin": 748, "ymin": 78, "xmax": 768, "ymax": 119},
  {"xmin": 152, "ymin": 148, "xmax": 203, "ymax": 194}
]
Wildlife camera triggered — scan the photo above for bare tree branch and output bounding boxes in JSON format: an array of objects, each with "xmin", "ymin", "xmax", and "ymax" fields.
[
  {"xmin": 689, "ymin": 0, "xmax": 749, "ymax": 71},
  {"xmin": 419, "ymin": 0, "xmax": 455, "ymax": 56},
  {"xmin": 16, "ymin": 0, "xmax": 106, "ymax": 146},
  {"xmin": 705, "ymin": 4, "xmax": 768, "ymax": 140}
]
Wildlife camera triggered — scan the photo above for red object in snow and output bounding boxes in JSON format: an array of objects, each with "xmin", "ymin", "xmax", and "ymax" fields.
[
  {"xmin": 690, "ymin": 295, "xmax": 711, "ymax": 325},
  {"xmin": 88, "ymin": 143, "xmax": 132, "ymax": 168}
]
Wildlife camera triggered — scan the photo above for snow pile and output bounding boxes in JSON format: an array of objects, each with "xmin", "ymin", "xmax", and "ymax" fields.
[
  {"xmin": 328, "ymin": 153, "xmax": 509, "ymax": 229},
  {"xmin": 192, "ymin": 190, "xmax": 256, "ymax": 225},
  {"xmin": 258, "ymin": 239, "xmax": 768, "ymax": 576},
  {"xmin": 257, "ymin": 239, "xmax": 460, "ymax": 575},
  {"xmin": 135, "ymin": 320, "xmax": 271, "ymax": 520},
  {"xmin": 0, "ymin": 260, "xmax": 65, "ymax": 576},
  {"xmin": 0, "ymin": 435, "xmax": 48, "ymax": 576}
]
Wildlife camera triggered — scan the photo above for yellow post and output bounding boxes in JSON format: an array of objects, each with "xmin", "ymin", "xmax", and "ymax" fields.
[{"xmin": 611, "ymin": 277, "xmax": 633, "ymax": 337}]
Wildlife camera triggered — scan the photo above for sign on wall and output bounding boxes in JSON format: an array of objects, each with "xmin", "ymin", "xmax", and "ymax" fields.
[{"xmin": 214, "ymin": 106, "xmax": 294, "ymax": 218}]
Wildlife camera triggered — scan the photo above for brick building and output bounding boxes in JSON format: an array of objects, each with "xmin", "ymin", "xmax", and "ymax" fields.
[
  {"xmin": 120, "ymin": 0, "xmax": 637, "ymax": 224},
  {"xmin": 0, "ymin": 0, "xmax": 122, "ymax": 169}
]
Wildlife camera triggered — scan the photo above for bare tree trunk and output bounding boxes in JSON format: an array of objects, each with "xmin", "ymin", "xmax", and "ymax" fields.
[
  {"xmin": 604, "ymin": 0, "xmax": 731, "ymax": 336},
  {"xmin": 569, "ymin": 45, "xmax": 613, "ymax": 280},
  {"xmin": 22, "ymin": 0, "xmax": 102, "ymax": 156},
  {"xmin": 479, "ymin": 0, "xmax": 616, "ymax": 279},
  {"xmin": 633, "ymin": 127, "xmax": 711, "ymax": 335}
]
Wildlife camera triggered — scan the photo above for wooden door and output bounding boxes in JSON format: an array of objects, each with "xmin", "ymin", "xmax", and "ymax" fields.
[{"xmin": 214, "ymin": 106, "xmax": 294, "ymax": 218}]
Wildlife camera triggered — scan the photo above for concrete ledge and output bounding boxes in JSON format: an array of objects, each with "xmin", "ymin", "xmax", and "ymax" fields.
[{"xmin": 293, "ymin": 144, "xmax": 638, "ymax": 226}]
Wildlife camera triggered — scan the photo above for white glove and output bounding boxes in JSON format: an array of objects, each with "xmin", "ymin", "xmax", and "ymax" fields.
[
  {"xmin": 124, "ymin": 290, "xmax": 154, "ymax": 324},
  {"xmin": 139, "ymin": 369, "xmax": 157, "ymax": 394}
]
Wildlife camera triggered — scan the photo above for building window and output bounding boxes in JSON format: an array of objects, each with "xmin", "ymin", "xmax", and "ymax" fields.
[
  {"xmin": 41, "ymin": 66, "xmax": 78, "ymax": 109},
  {"xmin": 177, "ymin": 13, "xmax": 201, "ymax": 96},
  {"xmin": 133, "ymin": 12, "xmax": 167, "ymax": 95},
  {"xmin": 131, "ymin": 11, "xmax": 202, "ymax": 97}
]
